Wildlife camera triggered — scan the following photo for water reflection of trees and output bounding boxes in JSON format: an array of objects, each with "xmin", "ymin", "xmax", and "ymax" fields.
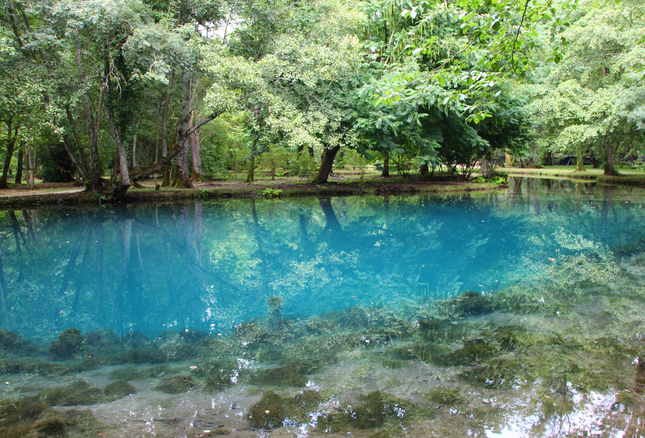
[{"xmin": 2, "ymin": 180, "xmax": 645, "ymax": 341}]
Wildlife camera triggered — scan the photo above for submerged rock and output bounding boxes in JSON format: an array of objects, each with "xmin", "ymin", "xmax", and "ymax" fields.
[
  {"xmin": 452, "ymin": 291, "xmax": 494, "ymax": 316},
  {"xmin": 103, "ymin": 380, "xmax": 137, "ymax": 397},
  {"xmin": 154, "ymin": 375, "xmax": 197, "ymax": 394},
  {"xmin": 248, "ymin": 390, "xmax": 323, "ymax": 429},
  {"xmin": 318, "ymin": 391, "xmax": 414, "ymax": 431},
  {"xmin": 49, "ymin": 328, "xmax": 85, "ymax": 360},
  {"xmin": 0, "ymin": 329, "xmax": 41, "ymax": 356}
]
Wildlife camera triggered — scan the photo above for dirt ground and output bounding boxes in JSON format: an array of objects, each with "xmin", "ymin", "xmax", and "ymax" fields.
[{"xmin": 0, "ymin": 172, "xmax": 502, "ymax": 210}]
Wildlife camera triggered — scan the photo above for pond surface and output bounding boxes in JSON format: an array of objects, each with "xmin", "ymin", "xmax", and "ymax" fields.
[{"xmin": 1, "ymin": 177, "xmax": 645, "ymax": 437}]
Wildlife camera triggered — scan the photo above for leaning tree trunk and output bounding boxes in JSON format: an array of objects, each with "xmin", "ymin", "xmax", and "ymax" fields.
[
  {"xmin": 313, "ymin": 145, "xmax": 340, "ymax": 183},
  {"xmin": 381, "ymin": 155, "xmax": 390, "ymax": 177},
  {"xmin": 15, "ymin": 146, "xmax": 23, "ymax": 184}
]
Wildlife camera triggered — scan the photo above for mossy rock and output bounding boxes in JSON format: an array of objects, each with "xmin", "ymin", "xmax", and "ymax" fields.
[
  {"xmin": 251, "ymin": 366, "xmax": 308, "ymax": 387},
  {"xmin": 425, "ymin": 386, "xmax": 464, "ymax": 406},
  {"xmin": 34, "ymin": 417, "xmax": 67, "ymax": 435},
  {"xmin": 247, "ymin": 390, "xmax": 323, "ymax": 430},
  {"xmin": 256, "ymin": 348, "xmax": 285, "ymax": 362},
  {"xmin": 129, "ymin": 347, "xmax": 167, "ymax": 364},
  {"xmin": 178, "ymin": 328, "xmax": 209, "ymax": 344},
  {"xmin": 452, "ymin": 291, "xmax": 495, "ymax": 316},
  {"xmin": 319, "ymin": 391, "xmax": 414, "ymax": 431},
  {"xmin": 83, "ymin": 329, "xmax": 121, "ymax": 349},
  {"xmin": 493, "ymin": 325, "xmax": 527, "ymax": 351},
  {"xmin": 0, "ymin": 329, "xmax": 41, "ymax": 356},
  {"xmin": 103, "ymin": 380, "xmax": 137, "ymax": 397},
  {"xmin": 38, "ymin": 380, "xmax": 117, "ymax": 407},
  {"xmin": 247, "ymin": 391, "xmax": 287, "ymax": 429},
  {"xmin": 49, "ymin": 329, "xmax": 85, "ymax": 360},
  {"xmin": 0, "ymin": 397, "xmax": 47, "ymax": 427},
  {"xmin": 279, "ymin": 356, "xmax": 338, "ymax": 375},
  {"xmin": 154, "ymin": 375, "xmax": 197, "ymax": 394},
  {"xmin": 441, "ymin": 344, "xmax": 499, "ymax": 366}
]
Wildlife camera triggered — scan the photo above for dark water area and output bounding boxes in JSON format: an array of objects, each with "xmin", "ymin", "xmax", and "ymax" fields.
[{"xmin": 1, "ymin": 177, "xmax": 645, "ymax": 437}]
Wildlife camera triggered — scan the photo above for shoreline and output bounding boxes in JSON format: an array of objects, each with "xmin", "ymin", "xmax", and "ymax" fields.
[{"xmin": 0, "ymin": 177, "xmax": 505, "ymax": 210}]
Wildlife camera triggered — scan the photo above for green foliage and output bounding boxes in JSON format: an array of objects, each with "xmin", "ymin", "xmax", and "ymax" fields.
[{"xmin": 262, "ymin": 188, "xmax": 283, "ymax": 199}]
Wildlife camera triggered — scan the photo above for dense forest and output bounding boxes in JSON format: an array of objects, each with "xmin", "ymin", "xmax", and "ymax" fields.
[{"xmin": 0, "ymin": 0, "xmax": 643, "ymax": 198}]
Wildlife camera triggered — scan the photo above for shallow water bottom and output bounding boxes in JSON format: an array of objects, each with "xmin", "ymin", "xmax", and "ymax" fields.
[
  {"xmin": 3, "ymin": 294, "xmax": 645, "ymax": 438},
  {"xmin": 1, "ymin": 354, "xmax": 639, "ymax": 438}
]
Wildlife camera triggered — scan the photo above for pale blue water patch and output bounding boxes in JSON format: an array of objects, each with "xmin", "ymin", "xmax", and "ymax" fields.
[{"xmin": 0, "ymin": 177, "xmax": 642, "ymax": 342}]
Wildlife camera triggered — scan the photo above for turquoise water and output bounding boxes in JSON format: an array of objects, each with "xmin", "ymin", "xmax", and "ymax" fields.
[
  {"xmin": 1, "ymin": 177, "xmax": 645, "ymax": 437},
  {"xmin": 1, "ymin": 178, "xmax": 641, "ymax": 341}
]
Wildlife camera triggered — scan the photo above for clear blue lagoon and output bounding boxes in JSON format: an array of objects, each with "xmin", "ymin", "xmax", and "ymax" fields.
[{"xmin": 1, "ymin": 177, "xmax": 645, "ymax": 437}]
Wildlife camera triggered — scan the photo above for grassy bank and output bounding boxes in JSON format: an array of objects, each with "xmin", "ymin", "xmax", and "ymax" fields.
[{"xmin": 504, "ymin": 165, "xmax": 645, "ymax": 186}]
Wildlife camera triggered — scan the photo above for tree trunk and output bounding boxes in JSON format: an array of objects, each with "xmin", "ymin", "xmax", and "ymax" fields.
[
  {"xmin": 246, "ymin": 135, "xmax": 258, "ymax": 183},
  {"xmin": 161, "ymin": 71, "xmax": 174, "ymax": 187},
  {"xmin": 131, "ymin": 116, "xmax": 142, "ymax": 170},
  {"xmin": 189, "ymin": 112, "xmax": 202, "ymax": 180},
  {"xmin": 76, "ymin": 44, "xmax": 102, "ymax": 191},
  {"xmin": 313, "ymin": 145, "xmax": 340, "ymax": 183},
  {"xmin": 576, "ymin": 145, "xmax": 585, "ymax": 172},
  {"xmin": 246, "ymin": 156, "xmax": 255, "ymax": 183},
  {"xmin": 0, "ymin": 122, "xmax": 18, "ymax": 189},
  {"xmin": 177, "ymin": 139, "xmax": 193, "ymax": 188},
  {"xmin": 26, "ymin": 144, "xmax": 35, "ymax": 189},
  {"xmin": 604, "ymin": 138, "xmax": 618, "ymax": 176},
  {"xmin": 104, "ymin": 48, "xmax": 131, "ymax": 199},
  {"xmin": 14, "ymin": 146, "xmax": 23, "ymax": 184},
  {"xmin": 420, "ymin": 163, "xmax": 429, "ymax": 176},
  {"xmin": 381, "ymin": 155, "xmax": 390, "ymax": 177}
]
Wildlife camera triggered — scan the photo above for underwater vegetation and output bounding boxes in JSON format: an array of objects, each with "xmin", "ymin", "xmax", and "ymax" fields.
[
  {"xmin": 1, "ymin": 243, "xmax": 645, "ymax": 436},
  {"xmin": 0, "ymin": 379, "xmax": 124, "ymax": 437},
  {"xmin": 317, "ymin": 390, "xmax": 419, "ymax": 432}
]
